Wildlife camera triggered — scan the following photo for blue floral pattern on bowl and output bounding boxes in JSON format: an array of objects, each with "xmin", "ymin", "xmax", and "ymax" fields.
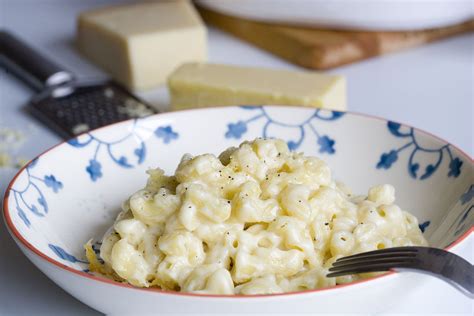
[
  {"xmin": 225, "ymin": 106, "xmax": 344, "ymax": 153},
  {"xmin": 455, "ymin": 185, "xmax": 474, "ymax": 236},
  {"xmin": 460, "ymin": 185, "xmax": 474, "ymax": 205},
  {"xmin": 49, "ymin": 244, "xmax": 87, "ymax": 264},
  {"xmin": 418, "ymin": 221, "xmax": 431, "ymax": 233},
  {"xmin": 154, "ymin": 126, "xmax": 179, "ymax": 144},
  {"xmin": 10, "ymin": 158, "xmax": 63, "ymax": 227},
  {"xmin": 377, "ymin": 121, "xmax": 463, "ymax": 180},
  {"xmin": 68, "ymin": 120, "xmax": 179, "ymax": 182}
]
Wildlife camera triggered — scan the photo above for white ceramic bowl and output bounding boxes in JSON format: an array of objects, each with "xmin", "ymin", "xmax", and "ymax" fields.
[
  {"xmin": 3, "ymin": 106, "xmax": 473, "ymax": 314},
  {"xmin": 197, "ymin": 0, "xmax": 474, "ymax": 31}
]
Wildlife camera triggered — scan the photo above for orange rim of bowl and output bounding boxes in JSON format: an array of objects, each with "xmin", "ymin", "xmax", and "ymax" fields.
[{"xmin": 3, "ymin": 106, "xmax": 473, "ymax": 299}]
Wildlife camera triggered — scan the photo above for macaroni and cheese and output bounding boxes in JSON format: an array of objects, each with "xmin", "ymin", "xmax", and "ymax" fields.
[{"xmin": 86, "ymin": 138, "xmax": 428, "ymax": 294}]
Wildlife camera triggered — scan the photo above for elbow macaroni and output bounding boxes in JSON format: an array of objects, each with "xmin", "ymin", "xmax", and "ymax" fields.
[{"xmin": 88, "ymin": 138, "xmax": 428, "ymax": 294}]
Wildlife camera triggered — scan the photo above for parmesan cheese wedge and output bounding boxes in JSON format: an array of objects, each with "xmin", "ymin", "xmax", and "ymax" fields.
[
  {"xmin": 168, "ymin": 63, "xmax": 346, "ymax": 111},
  {"xmin": 77, "ymin": 0, "xmax": 207, "ymax": 91}
]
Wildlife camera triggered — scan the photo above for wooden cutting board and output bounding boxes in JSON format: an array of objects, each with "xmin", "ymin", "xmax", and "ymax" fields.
[{"xmin": 197, "ymin": 6, "xmax": 474, "ymax": 69}]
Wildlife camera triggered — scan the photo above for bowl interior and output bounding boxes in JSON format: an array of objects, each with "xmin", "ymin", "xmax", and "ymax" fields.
[{"xmin": 4, "ymin": 106, "xmax": 473, "ymax": 275}]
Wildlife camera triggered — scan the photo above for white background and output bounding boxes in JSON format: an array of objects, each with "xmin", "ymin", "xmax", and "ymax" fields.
[{"xmin": 0, "ymin": 0, "xmax": 473, "ymax": 315}]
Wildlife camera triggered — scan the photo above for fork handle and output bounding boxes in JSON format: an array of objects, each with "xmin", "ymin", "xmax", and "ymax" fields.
[{"xmin": 400, "ymin": 248, "xmax": 473, "ymax": 298}]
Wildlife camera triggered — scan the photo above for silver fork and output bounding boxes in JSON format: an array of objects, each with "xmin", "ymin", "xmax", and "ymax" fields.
[{"xmin": 327, "ymin": 246, "xmax": 473, "ymax": 298}]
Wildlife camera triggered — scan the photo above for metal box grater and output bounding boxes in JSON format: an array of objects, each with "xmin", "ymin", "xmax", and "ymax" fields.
[{"xmin": 0, "ymin": 30, "xmax": 157, "ymax": 138}]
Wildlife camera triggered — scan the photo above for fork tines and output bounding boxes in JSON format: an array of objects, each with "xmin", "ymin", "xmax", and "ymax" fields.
[{"xmin": 327, "ymin": 247, "xmax": 419, "ymax": 278}]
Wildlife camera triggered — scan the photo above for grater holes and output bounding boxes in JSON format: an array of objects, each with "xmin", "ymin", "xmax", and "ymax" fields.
[{"xmin": 30, "ymin": 83, "xmax": 156, "ymax": 137}]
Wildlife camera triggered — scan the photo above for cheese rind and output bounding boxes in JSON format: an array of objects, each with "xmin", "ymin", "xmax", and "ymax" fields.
[
  {"xmin": 168, "ymin": 63, "xmax": 346, "ymax": 110},
  {"xmin": 77, "ymin": 1, "xmax": 207, "ymax": 91}
]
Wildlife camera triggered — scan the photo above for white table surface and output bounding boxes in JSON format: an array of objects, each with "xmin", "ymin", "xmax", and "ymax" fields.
[{"xmin": 0, "ymin": 0, "xmax": 473, "ymax": 315}]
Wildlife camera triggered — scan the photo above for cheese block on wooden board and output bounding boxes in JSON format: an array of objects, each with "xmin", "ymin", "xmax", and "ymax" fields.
[
  {"xmin": 198, "ymin": 6, "xmax": 474, "ymax": 69},
  {"xmin": 168, "ymin": 63, "xmax": 346, "ymax": 111},
  {"xmin": 77, "ymin": 0, "xmax": 207, "ymax": 91}
]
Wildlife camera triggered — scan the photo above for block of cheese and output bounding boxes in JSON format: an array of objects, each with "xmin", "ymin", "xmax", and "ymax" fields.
[
  {"xmin": 168, "ymin": 63, "xmax": 346, "ymax": 111},
  {"xmin": 77, "ymin": 0, "xmax": 207, "ymax": 91}
]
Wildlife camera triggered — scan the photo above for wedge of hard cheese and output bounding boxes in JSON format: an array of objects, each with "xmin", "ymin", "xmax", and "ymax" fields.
[
  {"xmin": 168, "ymin": 63, "xmax": 346, "ymax": 111},
  {"xmin": 77, "ymin": 0, "xmax": 207, "ymax": 91}
]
